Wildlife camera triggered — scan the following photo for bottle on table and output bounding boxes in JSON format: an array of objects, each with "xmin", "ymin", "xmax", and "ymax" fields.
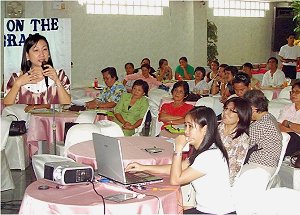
[{"xmin": 94, "ymin": 78, "xmax": 99, "ymax": 88}]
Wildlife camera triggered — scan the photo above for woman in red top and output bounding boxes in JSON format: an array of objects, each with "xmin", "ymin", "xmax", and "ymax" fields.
[{"xmin": 159, "ymin": 81, "xmax": 194, "ymax": 128}]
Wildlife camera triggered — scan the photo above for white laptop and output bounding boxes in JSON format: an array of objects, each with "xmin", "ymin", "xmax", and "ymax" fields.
[{"xmin": 92, "ymin": 133, "xmax": 163, "ymax": 186}]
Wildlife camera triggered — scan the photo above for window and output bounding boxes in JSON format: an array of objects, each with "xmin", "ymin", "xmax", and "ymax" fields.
[
  {"xmin": 208, "ymin": 0, "xmax": 269, "ymax": 17},
  {"xmin": 78, "ymin": 0, "xmax": 169, "ymax": 16}
]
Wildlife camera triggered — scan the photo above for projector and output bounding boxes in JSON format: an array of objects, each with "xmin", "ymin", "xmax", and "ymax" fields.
[{"xmin": 44, "ymin": 161, "xmax": 94, "ymax": 185}]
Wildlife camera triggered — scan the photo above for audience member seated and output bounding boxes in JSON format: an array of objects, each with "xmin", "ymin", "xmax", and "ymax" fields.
[
  {"xmin": 175, "ymin": 57, "xmax": 194, "ymax": 80},
  {"xmin": 243, "ymin": 90, "xmax": 283, "ymax": 177},
  {"xmin": 114, "ymin": 79, "xmax": 149, "ymax": 136},
  {"xmin": 228, "ymin": 72, "xmax": 251, "ymax": 100},
  {"xmin": 159, "ymin": 81, "xmax": 193, "ymax": 128},
  {"xmin": 126, "ymin": 106, "xmax": 235, "ymax": 214},
  {"xmin": 189, "ymin": 67, "xmax": 209, "ymax": 95},
  {"xmin": 134, "ymin": 57, "xmax": 156, "ymax": 78},
  {"xmin": 277, "ymin": 81, "xmax": 300, "ymax": 157},
  {"xmin": 242, "ymin": 62, "xmax": 261, "ymax": 89},
  {"xmin": 4, "ymin": 33, "xmax": 71, "ymax": 111},
  {"xmin": 206, "ymin": 60, "xmax": 219, "ymax": 84},
  {"xmin": 220, "ymin": 66, "xmax": 239, "ymax": 103},
  {"xmin": 156, "ymin": 58, "xmax": 173, "ymax": 81},
  {"xmin": 261, "ymin": 57, "xmax": 286, "ymax": 88},
  {"xmin": 219, "ymin": 97, "xmax": 251, "ymax": 185},
  {"xmin": 123, "ymin": 62, "xmax": 135, "ymax": 92},
  {"xmin": 124, "ymin": 64, "xmax": 161, "ymax": 90},
  {"xmin": 86, "ymin": 67, "xmax": 126, "ymax": 109},
  {"xmin": 210, "ymin": 63, "xmax": 228, "ymax": 95}
]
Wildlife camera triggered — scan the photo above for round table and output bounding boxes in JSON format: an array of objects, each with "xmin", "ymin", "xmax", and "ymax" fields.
[
  {"xmin": 67, "ymin": 136, "xmax": 174, "ymax": 170},
  {"xmin": 19, "ymin": 177, "xmax": 183, "ymax": 214},
  {"xmin": 26, "ymin": 111, "xmax": 79, "ymax": 156}
]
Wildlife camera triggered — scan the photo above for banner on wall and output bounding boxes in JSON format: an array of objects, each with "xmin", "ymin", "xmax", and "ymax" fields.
[{"xmin": 3, "ymin": 18, "xmax": 71, "ymax": 91}]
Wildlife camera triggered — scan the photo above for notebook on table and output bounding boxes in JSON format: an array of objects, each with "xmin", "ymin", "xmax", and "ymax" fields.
[{"xmin": 92, "ymin": 133, "xmax": 163, "ymax": 186}]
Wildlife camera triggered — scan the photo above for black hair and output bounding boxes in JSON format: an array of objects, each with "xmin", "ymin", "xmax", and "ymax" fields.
[
  {"xmin": 101, "ymin": 67, "xmax": 118, "ymax": 81},
  {"xmin": 188, "ymin": 106, "xmax": 229, "ymax": 166},
  {"xmin": 158, "ymin": 59, "xmax": 167, "ymax": 68},
  {"xmin": 267, "ymin": 57, "xmax": 278, "ymax": 65},
  {"xmin": 211, "ymin": 60, "xmax": 220, "ymax": 67},
  {"xmin": 219, "ymin": 64, "xmax": 229, "ymax": 68},
  {"xmin": 243, "ymin": 62, "xmax": 253, "ymax": 69},
  {"xmin": 243, "ymin": 90, "xmax": 268, "ymax": 112},
  {"xmin": 286, "ymin": 32, "xmax": 296, "ymax": 39},
  {"xmin": 232, "ymin": 72, "xmax": 251, "ymax": 87},
  {"xmin": 179, "ymin": 57, "xmax": 188, "ymax": 63},
  {"xmin": 292, "ymin": 80, "xmax": 300, "ymax": 89},
  {"xmin": 171, "ymin": 81, "xmax": 190, "ymax": 100},
  {"xmin": 141, "ymin": 58, "xmax": 150, "ymax": 64},
  {"xmin": 132, "ymin": 79, "xmax": 149, "ymax": 96},
  {"xmin": 225, "ymin": 66, "xmax": 239, "ymax": 77},
  {"xmin": 194, "ymin": 67, "xmax": 206, "ymax": 80},
  {"xmin": 21, "ymin": 33, "xmax": 53, "ymax": 73},
  {"xmin": 125, "ymin": 62, "xmax": 134, "ymax": 69},
  {"xmin": 141, "ymin": 64, "xmax": 150, "ymax": 70},
  {"xmin": 223, "ymin": 97, "xmax": 251, "ymax": 138}
]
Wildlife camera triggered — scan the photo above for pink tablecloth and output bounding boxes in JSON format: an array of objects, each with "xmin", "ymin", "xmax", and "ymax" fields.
[
  {"xmin": 26, "ymin": 111, "xmax": 78, "ymax": 156},
  {"xmin": 19, "ymin": 178, "xmax": 183, "ymax": 214},
  {"xmin": 67, "ymin": 136, "xmax": 174, "ymax": 170}
]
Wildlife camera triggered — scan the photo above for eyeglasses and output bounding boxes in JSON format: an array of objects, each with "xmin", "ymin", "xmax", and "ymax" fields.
[
  {"xmin": 290, "ymin": 90, "xmax": 300, "ymax": 95},
  {"xmin": 223, "ymin": 107, "xmax": 238, "ymax": 114}
]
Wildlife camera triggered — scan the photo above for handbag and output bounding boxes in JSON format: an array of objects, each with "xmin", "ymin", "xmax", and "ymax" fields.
[
  {"xmin": 6, "ymin": 114, "xmax": 27, "ymax": 136},
  {"xmin": 290, "ymin": 151, "xmax": 300, "ymax": 168}
]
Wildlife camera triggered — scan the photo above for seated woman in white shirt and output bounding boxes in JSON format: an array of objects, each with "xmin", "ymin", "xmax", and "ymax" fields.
[
  {"xmin": 261, "ymin": 57, "xmax": 286, "ymax": 88},
  {"xmin": 126, "ymin": 106, "xmax": 234, "ymax": 214},
  {"xmin": 189, "ymin": 67, "xmax": 209, "ymax": 95}
]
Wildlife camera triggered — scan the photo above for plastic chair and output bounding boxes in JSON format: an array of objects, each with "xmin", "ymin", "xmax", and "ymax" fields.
[
  {"xmin": 75, "ymin": 111, "xmax": 97, "ymax": 123},
  {"xmin": 256, "ymin": 188, "xmax": 300, "ymax": 215},
  {"xmin": 195, "ymin": 96, "xmax": 223, "ymax": 116},
  {"xmin": 1, "ymin": 117, "xmax": 15, "ymax": 191},
  {"xmin": 266, "ymin": 132, "xmax": 290, "ymax": 189},
  {"xmin": 277, "ymin": 86, "xmax": 292, "ymax": 99},
  {"xmin": 96, "ymin": 120, "xmax": 124, "ymax": 137},
  {"xmin": 133, "ymin": 107, "xmax": 150, "ymax": 136},
  {"xmin": 2, "ymin": 104, "xmax": 30, "ymax": 170},
  {"xmin": 32, "ymin": 123, "xmax": 102, "ymax": 179},
  {"xmin": 261, "ymin": 89, "xmax": 273, "ymax": 101}
]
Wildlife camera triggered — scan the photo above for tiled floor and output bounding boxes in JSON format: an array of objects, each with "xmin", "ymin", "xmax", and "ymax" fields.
[{"xmin": 1, "ymin": 164, "xmax": 36, "ymax": 214}]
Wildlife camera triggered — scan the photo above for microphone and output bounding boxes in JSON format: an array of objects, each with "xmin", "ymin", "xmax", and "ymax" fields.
[{"xmin": 42, "ymin": 61, "xmax": 48, "ymax": 88}]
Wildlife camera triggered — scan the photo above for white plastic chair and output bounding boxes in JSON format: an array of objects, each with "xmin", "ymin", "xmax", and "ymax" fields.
[
  {"xmin": 2, "ymin": 104, "xmax": 30, "ymax": 170},
  {"xmin": 133, "ymin": 107, "xmax": 150, "ymax": 136},
  {"xmin": 96, "ymin": 120, "xmax": 124, "ymax": 137},
  {"xmin": 195, "ymin": 96, "xmax": 223, "ymax": 116},
  {"xmin": 256, "ymin": 188, "xmax": 300, "ymax": 215},
  {"xmin": 277, "ymin": 86, "xmax": 292, "ymax": 99},
  {"xmin": 1, "ymin": 117, "xmax": 15, "ymax": 191},
  {"xmin": 75, "ymin": 111, "xmax": 97, "ymax": 123},
  {"xmin": 267, "ymin": 132, "xmax": 290, "ymax": 189},
  {"xmin": 261, "ymin": 89, "xmax": 273, "ymax": 101},
  {"xmin": 32, "ymin": 123, "xmax": 102, "ymax": 179},
  {"xmin": 268, "ymin": 100, "xmax": 291, "ymax": 120}
]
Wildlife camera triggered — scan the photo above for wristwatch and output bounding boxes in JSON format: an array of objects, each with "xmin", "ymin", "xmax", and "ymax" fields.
[
  {"xmin": 173, "ymin": 152, "xmax": 182, "ymax": 157},
  {"xmin": 286, "ymin": 121, "xmax": 292, "ymax": 128}
]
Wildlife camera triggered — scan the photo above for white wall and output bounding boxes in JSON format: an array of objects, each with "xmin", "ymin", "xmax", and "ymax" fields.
[
  {"xmin": 207, "ymin": 8, "xmax": 274, "ymax": 65},
  {"xmin": 1, "ymin": 1, "xmax": 275, "ymax": 89}
]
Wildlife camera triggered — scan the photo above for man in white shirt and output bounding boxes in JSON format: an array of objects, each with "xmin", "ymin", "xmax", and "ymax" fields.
[
  {"xmin": 279, "ymin": 33, "xmax": 300, "ymax": 79},
  {"xmin": 261, "ymin": 57, "xmax": 286, "ymax": 87}
]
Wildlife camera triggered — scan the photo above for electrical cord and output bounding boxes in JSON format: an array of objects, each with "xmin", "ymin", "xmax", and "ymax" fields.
[{"xmin": 89, "ymin": 180, "xmax": 106, "ymax": 215}]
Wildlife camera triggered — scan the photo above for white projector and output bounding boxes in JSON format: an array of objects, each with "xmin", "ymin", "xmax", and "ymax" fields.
[{"xmin": 44, "ymin": 161, "xmax": 94, "ymax": 185}]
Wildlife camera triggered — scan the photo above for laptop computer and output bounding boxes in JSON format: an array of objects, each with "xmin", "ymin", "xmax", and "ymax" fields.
[{"xmin": 92, "ymin": 133, "xmax": 163, "ymax": 186}]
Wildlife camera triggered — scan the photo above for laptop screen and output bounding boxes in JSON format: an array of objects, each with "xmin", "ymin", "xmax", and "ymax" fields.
[{"xmin": 92, "ymin": 133, "xmax": 126, "ymax": 184}]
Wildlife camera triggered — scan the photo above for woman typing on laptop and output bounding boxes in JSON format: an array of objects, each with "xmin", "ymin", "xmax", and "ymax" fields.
[{"xmin": 126, "ymin": 106, "xmax": 235, "ymax": 214}]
